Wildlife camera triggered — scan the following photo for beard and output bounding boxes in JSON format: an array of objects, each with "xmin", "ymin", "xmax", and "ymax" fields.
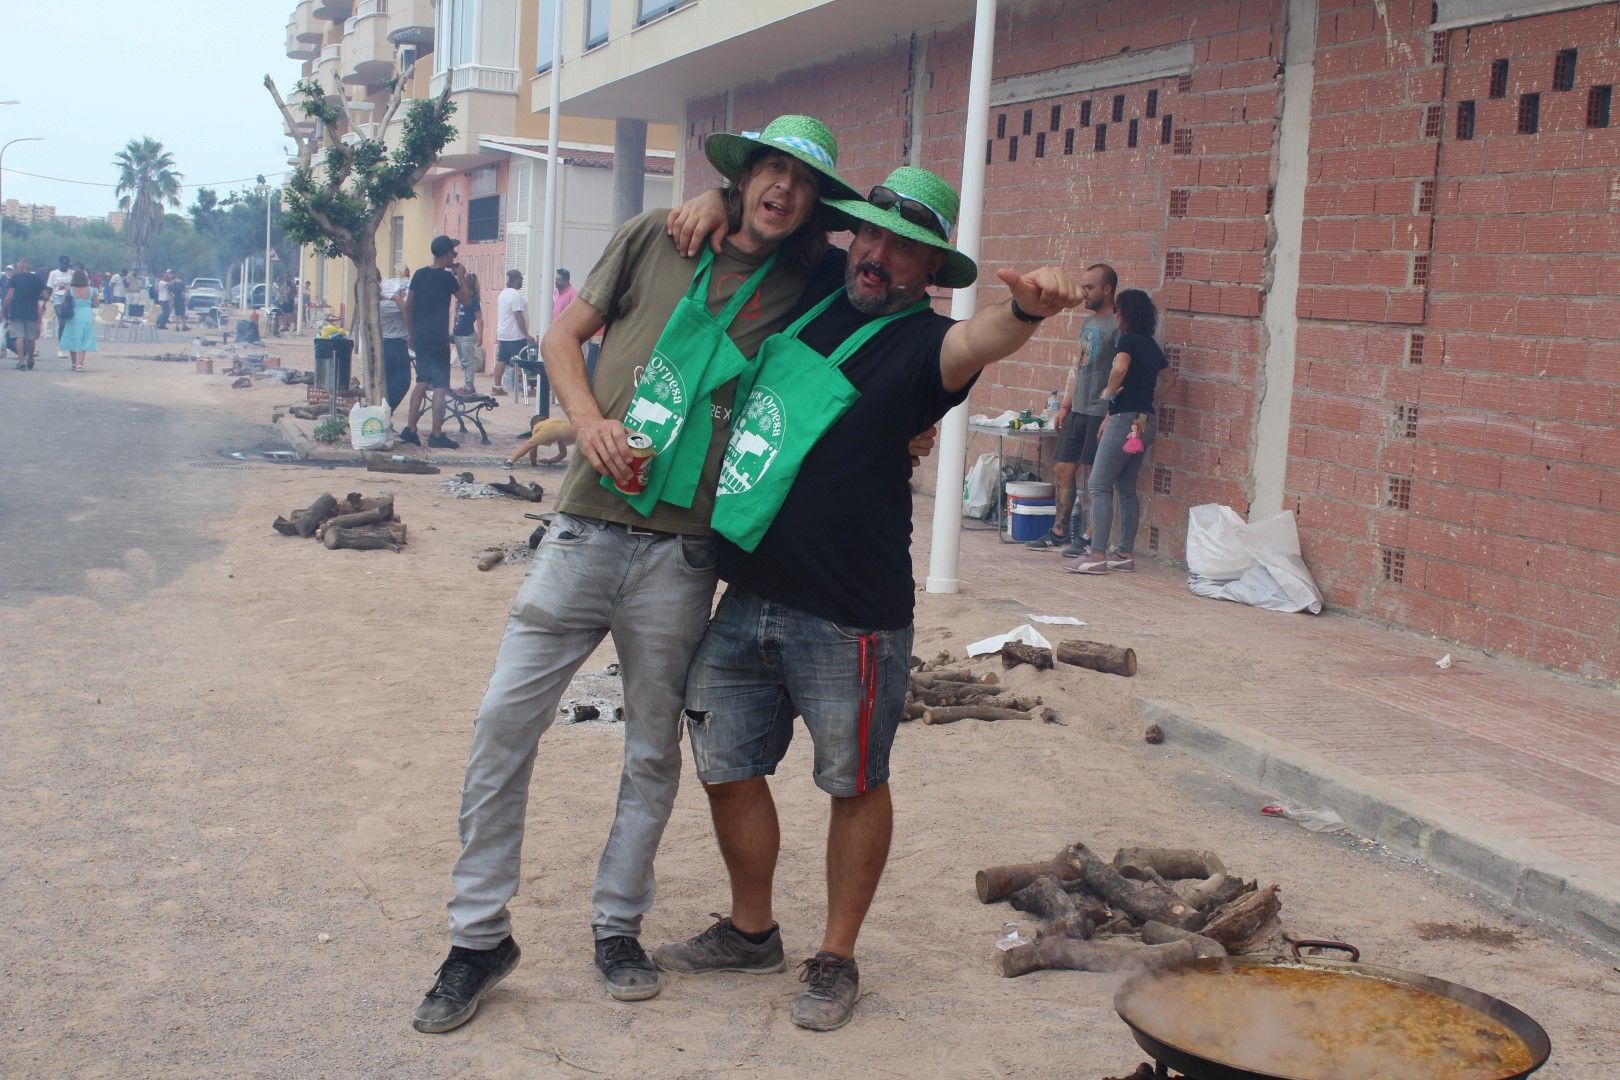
[{"xmin": 843, "ymin": 259, "xmax": 925, "ymax": 316}]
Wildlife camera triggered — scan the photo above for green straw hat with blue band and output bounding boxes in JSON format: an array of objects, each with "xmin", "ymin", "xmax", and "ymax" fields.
[
  {"xmin": 823, "ymin": 165, "xmax": 978, "ymax": 289},
  {"xmin": 704, "ymin": 115, "xmax": 861, "ymax": 201}
]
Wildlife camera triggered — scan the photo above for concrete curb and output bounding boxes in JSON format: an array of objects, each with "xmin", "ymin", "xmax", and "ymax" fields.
[
  {"xmin": 272, "ymin": 412, "xmax": 318, "ymax": 461},
  {"xmin": 1141, "ymin": 699, "xmax": 1620, "ymax": 958}
]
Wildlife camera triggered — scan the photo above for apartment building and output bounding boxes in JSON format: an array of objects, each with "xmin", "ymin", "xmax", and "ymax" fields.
[
  {"xmin": 2, "ymin": 200, "xmax": 59, "ymax": 227},
  {"xmin": 282, "ymin": 0, "xmax": 675, "ymax": 360},
  {"xmin": 535, "ymin": 0, "xmax": 1619, "ymax": 682}
]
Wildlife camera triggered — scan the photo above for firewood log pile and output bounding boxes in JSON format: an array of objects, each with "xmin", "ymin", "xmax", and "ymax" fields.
[
  {"xmin": 979, "ymin": 843, "xmax": 1283, "ymax": 977},
  {"xmin": 903, "ymin": 636, "xmax": 1139, "ymax": 726},
  {"xmin": 271, "ymin": 492, "xmax": 407, "ymax": 552}
]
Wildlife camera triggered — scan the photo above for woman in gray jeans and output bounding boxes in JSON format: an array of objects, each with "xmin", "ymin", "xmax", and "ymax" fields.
[{"xmin": 1064, "ymin": 288, "xmax": 1177, "ymax": 574}]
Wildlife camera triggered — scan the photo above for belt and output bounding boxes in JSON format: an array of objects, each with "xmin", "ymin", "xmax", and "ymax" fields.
[{"xmin": 585, "ymin": 515, "xmax": 680, "ymax": 539}]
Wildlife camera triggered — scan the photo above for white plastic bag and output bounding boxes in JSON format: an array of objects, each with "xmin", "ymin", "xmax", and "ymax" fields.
[
  {"xmin": 962, "ymin": 452, "xmax": 998, "ymax": 518},
  {"xmin": 1185, "ymin": 504, "xmax": 1323, "ymax": 614},
  {"xmin": 349, "ymin": 402, "xmax": 391, "ymax": 451}
]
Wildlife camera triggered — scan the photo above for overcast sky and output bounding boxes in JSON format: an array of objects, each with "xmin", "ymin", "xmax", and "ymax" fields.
[{"xmin": 2, "ymin": 0, "xmax": 307, "ymax": 217}]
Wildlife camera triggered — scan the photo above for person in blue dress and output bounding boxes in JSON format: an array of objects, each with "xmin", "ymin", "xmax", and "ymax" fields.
[{"xmin": 58, "ymin": 269, "xmax": 99, "ymax": 372}]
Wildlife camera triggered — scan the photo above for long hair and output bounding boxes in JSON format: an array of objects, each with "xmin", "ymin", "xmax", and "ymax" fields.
[
  {"xmin": 1115, "ymin": 288, "xmax": 1157, "ymax": 337},
  {"xmin": 71, "ymin": 269, "xmax": 89, "ymax": 287},
  {"xmin": 465, "ymin": 273, "xmax": 481, "ymax": 305},
  {"xmin": 721, "ymin": 149, "xmax": 829, "ymax": 273}
]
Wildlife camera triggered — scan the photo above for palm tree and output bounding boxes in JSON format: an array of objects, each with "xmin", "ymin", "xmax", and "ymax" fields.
[{"xmin": 114, "ymin": 137, "xmax": 183, "ymax": 274}]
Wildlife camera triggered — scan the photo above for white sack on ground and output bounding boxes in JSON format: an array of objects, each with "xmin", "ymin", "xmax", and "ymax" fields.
[{"xmin": 1185, "ymin": 504, "xmax": 1323, "ymax": 614}]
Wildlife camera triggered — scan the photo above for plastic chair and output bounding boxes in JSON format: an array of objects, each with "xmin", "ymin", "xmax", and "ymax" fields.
[{"xmin": 96, "ymin": 304, "xmax": 124, "ymax": 343}]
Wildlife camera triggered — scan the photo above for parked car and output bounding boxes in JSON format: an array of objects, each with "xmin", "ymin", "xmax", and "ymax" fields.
[
  {"xmin": 187, "ymin": 278, "xmax": 225, "ymax": 311},
  {"xmin": 228, "ymin": 283, "xmax": 269, "ymax": 309}
]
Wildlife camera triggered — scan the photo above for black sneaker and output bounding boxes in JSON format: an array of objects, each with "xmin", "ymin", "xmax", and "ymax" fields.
[
  {"xmin": 411, "ymin": 936, "xmax": 521, "ymax": 1034},
  {"xmin": 791, "ymin": 952, "xmax": 860, "ymax": 1031},
  {"xmin": 594, "ymin": 935, "xmax": 661, "ymax": 1001},
  {"xmin": 651, "ymin": 914, "xmax": 786, "ymax": 975},
  {"xmin": 1024, "ymin": 530, "xmax": 1069, "ymax": 551},
  {"xmin": 397, "ymin": 427, "xmax": 422, "ymax": 446},
  {"xmin": 427, "ymin": 433, "xmax": 460, "ymax": 449}
]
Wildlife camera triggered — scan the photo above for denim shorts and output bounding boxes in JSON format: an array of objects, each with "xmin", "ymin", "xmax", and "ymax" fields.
[{"xmin": 685, "ymin": 589, "xmax": 913, "ymax": 797}]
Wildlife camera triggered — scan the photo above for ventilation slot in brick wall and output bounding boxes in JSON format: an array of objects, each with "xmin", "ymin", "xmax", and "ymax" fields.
[
  {"xmin": 1173, "ymin": 127, "xmax": 1192, "ymax": 154},
  {"xmin": 1489, "ymin": 59, "xmax": 1509, "ymax": 98},
  {"xmin": 1148, "ymin": 526, "xmax": 1161, "ymax": 554},
  {"xmin": 1095, "ymin": 124, "xmax": 1107, "ymax": 152},
  {"xmin": 1112, "ymin": 94, "xmax": 1125, "ymax": 123},
  {"xmin": 1153, "ymin": 465, "xmax": 1173, "ymax": 496},
  {"xmin": 1169, "ymin": 189, "xmax": 1190, "ymax": 217},
  {"xmin": 1161, "ymin": 114, "xmax": 1174, "ymax": 144},
  {"xmin": 1050, "ymin": 104, "xmax": 1062, "ymax": 131},
  {"xmin": 1408, "ymin": 332, "xmax": 1425, "ymax": 365},
  {"xmin": 1589, "ymin": 85, "xmax": 1612, "ymax": 128},
  {"xmin": 1386, "ymin": 476, "xmax": 1412, "ymax": 510},
  {"xmin": 1417, "ymin": 180, "xmax": 1436, "ymax": 213},
  {"xmin": 1146, "ymin": 89, "xmax": 1159, "ymax": 118},
  {"xmin": 1518, "ymin": 93, "xmax": 1540, "ymax": 134},
  {"xmin": 1080, "ymin": 100, "xmax": 1092, "ymax": 127},
  {"xmin": 1165, "ymin": 252, "xmax": 1184, "ymax": 279},
  {"xmin": 1165, "ymin": 345, "xmax": 1182, "ymax": 372},
  {"xmin": 1554, "ymin": 49, "xmax": 1577, "ymax": 92},
  {"xmin": 1381, "ymin": 547, "xmax": 1406, "ymax": 584},
  {"xmin": 1159, "ymin": 406, "xmax": 1176, "ymax": 435},
  {"xmin": 1178, "ymin": 73, "xmax": 1193, "ymax": 93},
  {"xmin": 1457, "ymin": 100, "xmax": 1476, "ymax": 140},
  {"xmin": 1064, "ymin": 128, "xmax": 1076, "ymax": 154},
  {"xmin": 1128, "ymin": 119, "xmax": 1139, "ymax": 147},
  {"xmin": 1395, "ymin": 403, "xmax": 1419, "ymax": 438},
  {"xmin": 1266, "ymin": 186, "xmax": 1275, "ymax": 212},
  {"xmin": 1424, "ymin": 104, "xmax": 1443, "ymax": 138},
  {"xmin": 1412, "ymin": 254, "xmax": 1430, "ymax": 287},
  {"xmin": 1430, "ymin": 30, "xmax": 1449, "ymax": 64},
  {"xmin": 1035, "ymin": 132, "xmax": 1046, "ymax": 158}
]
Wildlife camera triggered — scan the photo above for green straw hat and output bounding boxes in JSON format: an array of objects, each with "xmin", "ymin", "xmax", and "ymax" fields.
[
  {"xmin": 705, "ymin": 115, "xmax": 861, "ymax": 200},
  {"xmin": 823, "ymin": 166, "xmax": 977, "ymax": 288}
]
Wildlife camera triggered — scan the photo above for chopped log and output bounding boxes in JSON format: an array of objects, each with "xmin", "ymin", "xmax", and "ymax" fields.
[
  {"xmin": 1173, "ymin": 873, "xmax": 1231, "ymax": 910},
  {"xmin": 289, "ymin": 493, "xmax": 339, "ymax": 538},
  {"xmin": 922, "ymin": 706, "xmax": 1031, "ymax": 725},
  {"xmin": 1065, "ymin": 843, "xmax": 1206, "ymax": 931},
  {"xmin": 477, "ymin": 550, "xmax": 506, "ymax": 572},
  {"xmin": 1008, "ymin": 876, "xmax": 1083, "ymax": 923},
  {"xmin": 1138, "ymin": 920, "xmax": 1230, "ymax": 956},
  {"xmin": 288, "ymin": 404, "xmax": 324, "ymax": 420},
  {"xmin": 909, "ymin": 654, "xmax": 925, "ymax": 671},
  {"xmin": 998, "ymin": 935, "xmax": 1223, "ymax": 978},
  {"xmin": 271, "ymin": 516, "xmax": 300, "ymax": 536},
  {"xmin": 914, "ymin": 668, "xmax": 998, "ymax": 685},
  {"xmin": 489, "ymin": 474, "xmax": 543, "ymax": 502},
  {"xmin": 907, "ymin": 679, "xmax": 1001, "ymax": 702},
  {"xmin": 999, "ymin": 641, "xmax": 1053, "ymax": 671},
  {"xmin": 1203, "ymin": 875, "xmax": 1254, "ymax": 912},
  {"xmin": 1054, "ymin": 639, "xmax": 1137, "ymax": 677},
  {"xmin": 1200, "ymin": 884, "xmax": 1281, "ymax": 952},
  {"xmin": 365, "ymin": 452, "xmax": 440, "ymax": 475},
  {"xmin": 231, "ymin": 376, "xmax": 253, "ymax": 388},
  {"xmin": 323, "ymin": 525, "xmax": 401, "ymax": 552},
  {"xmin": 976, "ymin": 853, "xmax": 1080, "ymax": 903},
  {"xmin": 316, "ymin": 496, "xmax": 396, "ymax": 537},
  {"xmin": 1114, "ymin": 848, "xmax": 1226, "ymax": 882},
  {"xmin": 901, "ymin": 700, "xmax": 925, "ymax": 722}
]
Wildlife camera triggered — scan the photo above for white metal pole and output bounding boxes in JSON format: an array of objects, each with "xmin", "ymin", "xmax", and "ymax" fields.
[
  {"xmin": 296, "ymin": 245, "xmax": 305, "ymax": 333},
  {"xmin": 264, "ymin": 186, "xmax": 273, "ymax": 325},
  {"xmin": 535, "ymin": 0, "xmax": 564, "ymax": 343},
  {"xmin": 925, "ymin": 0, "xmax": 997, "ymax": 594}
]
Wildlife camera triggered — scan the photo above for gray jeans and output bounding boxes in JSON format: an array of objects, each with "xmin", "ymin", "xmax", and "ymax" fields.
[
  {"xmin": 454, "ymin": 334, "xmax": 481, "ymax": 388},
  {"xmin": 448, "ymin": 512, "xmax": 718, "ymax": 948},
  {"xmin": 1085, "ymin": 412, "xmax": 1158, "ymax": 555}
]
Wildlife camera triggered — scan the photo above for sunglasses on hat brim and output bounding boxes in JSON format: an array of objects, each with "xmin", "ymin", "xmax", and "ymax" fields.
[{"xmin": 866, "ymin": 186, "xmax": 951, "ymax": 241}]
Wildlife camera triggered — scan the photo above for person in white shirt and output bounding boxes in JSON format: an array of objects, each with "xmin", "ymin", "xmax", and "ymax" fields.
[
  {"xmin": 45, "ymin": 256, "xmax": 73, "ymax": 340},
  {"xmin": 379, "ymin": 265, "xmax": 412, "ymax": 414},
  {"xmin": 156, "ymin": 272, "xmax": 172, "ymax": 328},
  {"xmin": 491, "ymin": 269, "xmax": 538, "ymax": 406}
]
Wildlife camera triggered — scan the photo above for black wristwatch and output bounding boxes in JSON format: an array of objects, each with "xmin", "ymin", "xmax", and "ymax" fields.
[{"xmin": 1009, "ymin": 297, "xmax": 1045, "ymax": 324}]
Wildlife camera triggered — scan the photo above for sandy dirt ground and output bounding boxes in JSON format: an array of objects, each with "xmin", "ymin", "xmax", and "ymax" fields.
[{"xmin": 3, "ymin": 360, "xmax": 1618, "ymax": 1078}]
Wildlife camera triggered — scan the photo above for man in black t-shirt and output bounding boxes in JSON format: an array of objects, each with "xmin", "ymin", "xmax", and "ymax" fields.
[
  {"xmin": 4, "ymin": 258, "xmax": 48, "ymax": 369},
  {"xmin": 398, "ymin": 234, "xmax": 471, "ymax": 448},
  {"xmin": 655, "ymin": 166, "xmax": 1082, "ymax": 1032}
]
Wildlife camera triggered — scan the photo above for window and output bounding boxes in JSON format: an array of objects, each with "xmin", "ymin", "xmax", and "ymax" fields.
[
  {"xmin": 469, "ymin": 164, "xmax": 499, "ymax": 198},
  {"xmin": 1080, "ymin": 100, "xmax": 1092, "ymax": 127},
  {"xmin": 467, "ymin": 194, "xmax": 501, "ymax": 243},
  {"xmin": 1112, "ymin": 94, "xmax": 1125, "ymax": 122},
  {"xmin": 1063, "ymin": 128, "xmax": 1075, "ymax": 154},
  {"xmin": 1094, "ymin": 124, "xmax": 1107, "ymax": 151},
  {"xmin": 1456, "ymin": 100, "xmax": 1476, "ymax": 140},
  {"xmin": 1128, "ymin": 118, "xmax": 1139, "ymax": 147},
  {"xmin": 1009, "ymin": 136, "xmax": 1019, "ymax": 162},
  {"xmin": 637, "ymin": 0, "xmax": 690, "ymax": 24},
  {"xmin": 1161, "ymin": 114, "xmax": 1174, "ymax": 144},
  {"xmin": 1035, "ymin": 132, "xmax": 1046, "ymax": 158},
  {"xmin": 536, "ymin": 0, "xmax": 557, "ymax": 72},
  {"xmin": 1022, "ymin": 109, "xmax": 1032, "ymax": 135},
  {"xmin": 1050, "ymin": 105, "xmax": 1062, "ymax": 130},
  {"xmin": 1553, "ymin": 48, "xmax": 1576, "ymax": 91},
  {"xmin": 1146, "ymin": 89, "xmax": 1158, "ymax": 118},
  {"xmin": 996, "ymin": 113, "xmax": 1006, "ymax": 138},
  {"xmin": 1589, "ymin": 85, "xmax": 1613, "ymax": 129},
  {"xmin": 1517, "ymin": 92, "xmax": 1540, "ymax": 134},
  {"xmin": 1489, "ymin": 58, "xmax": 1509, "ymax": 98},
  {"xmin": 586, "ymin": 0, "xmax": 610, "ymax": 48}
]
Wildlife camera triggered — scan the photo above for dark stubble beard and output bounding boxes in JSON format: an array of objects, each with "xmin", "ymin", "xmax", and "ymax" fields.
[{"xmin": 844, "ymin": 260, "xmax": 926, "ymax": 316}]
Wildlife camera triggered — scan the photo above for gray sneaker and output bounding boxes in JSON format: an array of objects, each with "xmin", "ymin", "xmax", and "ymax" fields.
[
  {"xmin": 1058, "ymin": 535, "xmax": 1091, "ymax": 558},
  {"xmin": 791, "ymin": 952, "xmax": 860, "ymax": 1031},
  {"xmin": 651, "ymin": 914, "xmax": 786, "ymax": 975}
]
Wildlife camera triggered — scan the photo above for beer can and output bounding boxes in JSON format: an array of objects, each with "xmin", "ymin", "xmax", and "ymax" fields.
[{"xmin": 615, "ymin": 432, "xmax": 656, "ymax": 495}]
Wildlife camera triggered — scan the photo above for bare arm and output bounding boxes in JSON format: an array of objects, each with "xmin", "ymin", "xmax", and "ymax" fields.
[
  {"xmin": 1099, "ymin": 351, "xmax": 1131, "ymax": 401},
  {"xmin": 513, "ymin": 307, "xmax": 532, "ymax": 342},
  {"xmin": 665, "ymin": 187, "xmax": 729, "ymax": 258},
  {"xmin": 542, "ymin": 298, "xmax": 638, "ymax": 487},
  {"xmin": 398, "ymin": 289, "xmax": 414, "ymax": 348},
  {"xmin": 939, "ymin": 267, "xmax": 1082, "ymax": 393}
]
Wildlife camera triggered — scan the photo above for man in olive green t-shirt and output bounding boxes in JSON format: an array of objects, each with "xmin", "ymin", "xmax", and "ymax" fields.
[{"xmin": 412, "ymin": 116, "xmax": 862, "ymax": 1034}]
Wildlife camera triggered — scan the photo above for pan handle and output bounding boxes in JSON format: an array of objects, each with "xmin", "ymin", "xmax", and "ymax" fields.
[{"xmin": 1289, "ymin": 938, "xmax": 1360, "ymax": 962}]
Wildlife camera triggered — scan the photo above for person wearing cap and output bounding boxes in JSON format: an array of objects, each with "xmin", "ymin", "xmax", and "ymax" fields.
[
  {"xmin": 651, "ymin": 166, "xmax": 1082, "ymax": 1032},
  {"xmin": 397, "ymin": 235, "xmax": 471, "ymax": 448},
  {"xmin": 411, "ymin": 115, "xmax": 877, "ymax": 1034}
]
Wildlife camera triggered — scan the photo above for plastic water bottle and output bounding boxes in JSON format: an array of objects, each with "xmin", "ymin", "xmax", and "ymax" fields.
[{"xmin": 1045, "ymin": 390, "xmax": 1060, "ymax": 423}]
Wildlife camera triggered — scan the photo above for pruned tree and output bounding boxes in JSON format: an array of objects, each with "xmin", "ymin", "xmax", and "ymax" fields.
[
  {"xmin": 266, "ymin": 68, "xmax": 455, "ymax": 402},
  {"xmin": 114, "ymin": 137, "xmax": 183, "ymax": 274}
]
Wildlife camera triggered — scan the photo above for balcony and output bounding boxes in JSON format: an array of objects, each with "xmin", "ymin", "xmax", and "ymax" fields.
[
  {"xmin": 386, "ymin": 0, "xmax": 433, "ymax": 50},
  {"xmin": 293, "ymin": 0, "xmax": 322, "ymax": 43},
  {"xmin": 312, "ymin": 0, "xmax": 353, "ymax": 20},
  {"xmin": 315, "ymin": 44, "xmax": 344, "ymax": 103},
  {"xmin": 286, "ymin": 17, "xmax": 319, "ymax": 60},
  {"xmin": 428, "ymin": 65, "xmax": 520, "ymax": 169},
  {"xmin": 341, "ymin": 1, "xmax": 395, "ymax": 86}
]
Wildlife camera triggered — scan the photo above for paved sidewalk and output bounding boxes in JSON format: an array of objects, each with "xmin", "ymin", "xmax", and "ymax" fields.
[{"xmin": 916, "ymin": 498, "xmax": 1620, "ymax": 951}]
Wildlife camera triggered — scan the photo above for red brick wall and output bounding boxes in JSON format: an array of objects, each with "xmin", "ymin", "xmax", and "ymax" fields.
[
  {"xmin": 679, "ymin": 0, "xmax": 1620, "ymax": 681},
  {"xmin": 1295, "ymin": 0, "xmax": 1620, "ymax": 679}
]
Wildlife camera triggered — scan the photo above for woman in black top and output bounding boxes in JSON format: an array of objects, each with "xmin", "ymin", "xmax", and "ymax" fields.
[
  {"xmin": 452, "ymin": 273, "xmax": 484, "ymax": 393},
  {"xmin": 1065, "ymin": 289, "xmax": 1177, "ymax": 574}
]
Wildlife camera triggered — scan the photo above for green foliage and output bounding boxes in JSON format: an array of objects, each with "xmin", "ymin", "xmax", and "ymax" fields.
[
  {"xmin": 312, "ymin": 415, "xmax": 349, "ymax": 443},
  {"xmin": 113, "ymin": 137, "xmax": 184, "ymax": 273}
]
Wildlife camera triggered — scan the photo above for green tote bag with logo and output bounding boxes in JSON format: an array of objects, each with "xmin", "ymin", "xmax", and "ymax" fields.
[
  {"xmin": 711, "ymin": 291, "xmax": 929, "ymax": 552},
  {"xmin": 603, "ymin": 246, "xmax": 779, "ymax": 515}
]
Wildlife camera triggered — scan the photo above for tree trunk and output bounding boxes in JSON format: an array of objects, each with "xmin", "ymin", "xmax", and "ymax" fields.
[{"xmin": 351, "ymin": 246, "xmax": 384, "ymax": 405}]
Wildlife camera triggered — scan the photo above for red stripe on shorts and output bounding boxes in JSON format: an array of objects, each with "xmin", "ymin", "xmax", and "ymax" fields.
[{"xmin": 856, "ymin": 633, "xmax": 877, "ymax": 795}]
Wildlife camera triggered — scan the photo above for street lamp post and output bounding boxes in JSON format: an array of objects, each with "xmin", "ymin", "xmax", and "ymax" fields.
[{"xmin": 0, "ymin": 135, "xmax": 46, "ymax": 272}]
